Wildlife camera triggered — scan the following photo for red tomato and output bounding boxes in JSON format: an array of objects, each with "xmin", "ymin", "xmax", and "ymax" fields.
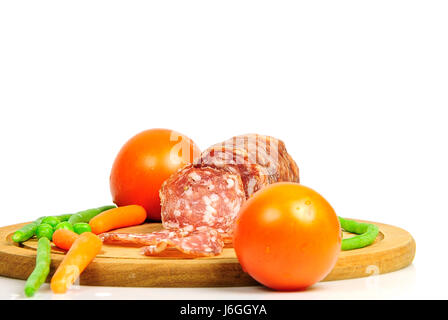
[
  {"xmin": 233, "ymin": 182, "xmax": 341, "ymax": 291},
  {"xmin": 110, "ymin": 128, "xmax": 200, "ymax": 221}
]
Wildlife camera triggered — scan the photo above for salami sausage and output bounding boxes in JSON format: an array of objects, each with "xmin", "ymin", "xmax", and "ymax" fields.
[{"xmin": 159, "ymin": 134, "xmax": 299, "ymax": 236}]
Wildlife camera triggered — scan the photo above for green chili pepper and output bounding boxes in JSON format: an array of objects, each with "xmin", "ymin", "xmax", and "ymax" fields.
[
  {"xmin": 36, "ymin": 223, "xmax": 54, "ymax": 240},
  {"xmin": 40, "ymin": 216, "xmax": 61, "ymax": 229},
  {"xmin": 68, "ymin": 205, "xmax": 116, "ymax": 225},
  {"xmin": 24, "ymin": 237, "xmax": 51, "ymax": 297},
  {"xmin": 54, "ymin": 221, "xmax": 74, "ymax": 232},
  {"xmin": 73, "ymin": 222, "xmax": 92, "ymax": 235},
  {"xmin": 339, "ymin": 217, "xmax": 379, "ymax": 250}
]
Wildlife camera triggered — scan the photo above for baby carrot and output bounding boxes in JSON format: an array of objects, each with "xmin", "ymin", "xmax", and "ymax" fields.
[
  {"xmin": 52, "ymin": 229, "xmax": 79, "ymax": 251},
  {"xmin": 50, "ymin": 232, "xmax": 102, "ymax": 294},
  {"xmin": 89, "ymin": 205, "xmax": 146, "ymax": 234}
]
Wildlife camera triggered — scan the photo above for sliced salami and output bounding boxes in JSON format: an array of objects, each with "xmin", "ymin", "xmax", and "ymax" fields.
[
  {"xmin": 99, "ymin": 229, "xmax": 190, "ymax": 246},
  {"xmin": 100, "ymin": 228, "xmax": 224, "ymax": 257},
  {"xmin": 141, "ymin": 228, "xmax": 224, "ymax": 257}
]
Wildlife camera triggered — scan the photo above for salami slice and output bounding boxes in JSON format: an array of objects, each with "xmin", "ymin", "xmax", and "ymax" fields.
[
  {"xmin": 141, "ymin": 228, "xmax": 224, "ymax": 257},
  {"xmin": 159, "ymin": 165, "xmax": 246, "ymax": 236},
  {"xmin": 99, "ymin": 229, "xmax": 190, "ymax": 246},
  {"xmin": 100, "ymin": 228, "xmax": 224, "ymax": 257}
]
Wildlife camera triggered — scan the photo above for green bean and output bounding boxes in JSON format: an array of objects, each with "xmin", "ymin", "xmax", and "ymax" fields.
[
  {"xmin": 24, "ymin": 237, "xmax": 51, "ymax": 297},
  {"xmin": 12, "ymin": 207, "xmax": 112, "ymax": 243},
  {"xmin": 12, "ymin": 216, "xmax": 53, "ymax": 243},
  {"xmin": 54, "ymin": 221, "xmax": 74, "ymax": 232},
  {"xmin": 55, "ymin": 213, "xmax": 73, "ymax": 222},
  {"xmin": 73, "ymin": 222, "xmax": 92, "ymax": 235},
  {"xmin": 68, "ymin": 205, "xmax": 116, "ymax": 224},
  {"xmin": 12, "ymin": 223, "xmax": 37, "ymax": 243},
  {"xmin": 34, "ymin": 216, "xmax": 45, "ymax": 225},
  {"xmin": 41, "ymin": 216, "xmax": 61, "ymax": 228},
  {"xmin": 36, "ymin": 223, "xmax": 54, "ymax": 240},
  {"xmin": 12, "ymin": 217, "xmax": 43, "ymax": 243},
  {"xmin": 339, "ymin": 217, "xmax": 379, "ymax": 250}
]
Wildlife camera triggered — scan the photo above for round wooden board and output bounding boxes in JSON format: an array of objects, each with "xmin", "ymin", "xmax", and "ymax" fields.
[{"xmin": 0, "ymin": 220, "xmax": 415, "ymax": 287}]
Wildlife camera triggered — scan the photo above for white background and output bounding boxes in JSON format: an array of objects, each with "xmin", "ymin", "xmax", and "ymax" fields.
[{"xmin": 0, "ymin": 1, "xmax": 447, "ymax": 299}]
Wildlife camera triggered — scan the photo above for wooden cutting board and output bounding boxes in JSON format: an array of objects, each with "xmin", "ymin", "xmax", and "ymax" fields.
[{"xmin": 0, "ymin": 220, "xmax": 415, "ymax": 287}]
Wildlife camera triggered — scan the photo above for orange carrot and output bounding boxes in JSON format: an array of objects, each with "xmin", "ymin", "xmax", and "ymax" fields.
[
  {"xmin": 89, "ymin": 205, "xmax": 146, "ymax": 234},
  {"xmin": 52, "ymin": 229, "xmax": 79, "ymax": 251},
  {"xmin": 50, "ymin": 232, "xmax": 102, "ymax": 294}
]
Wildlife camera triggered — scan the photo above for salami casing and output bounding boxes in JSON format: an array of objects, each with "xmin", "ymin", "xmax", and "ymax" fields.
[{"xmin": 195, "ymin": 134, "xmax": 300, "ymax": 197}]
